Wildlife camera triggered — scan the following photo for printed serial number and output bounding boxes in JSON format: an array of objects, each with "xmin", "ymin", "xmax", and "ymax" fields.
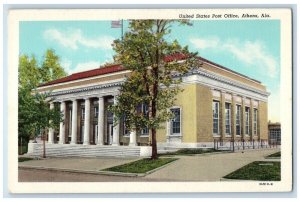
[{"xmin": 259, "ymin": 182, "xmax": 274, "ymax": 186}]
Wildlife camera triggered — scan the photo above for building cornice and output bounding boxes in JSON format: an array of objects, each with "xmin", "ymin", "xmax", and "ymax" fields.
[{"xmin": 46, "ymin": 67, "xmax": 269, "ymax": 102}]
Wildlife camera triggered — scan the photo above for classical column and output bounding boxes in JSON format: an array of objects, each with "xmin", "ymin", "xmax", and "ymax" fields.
[
  {"xmin": 97, "ymin": 96, "xmax": 104, "ymax": 145},
  {"xmin": 129, "ymin": 130, "xmax": 137, "ymax": 146},
  {"xmin": 59, "ymin": 101, "xmax": 66, "ymax": 144},
  {"xmin": 48, "ymin": 102, "xmax": 54, "ymax": 144},
  {"xmin": 112, "ymin": 95, "xmax": 120, "ymax": 146},
  {"xmin": 83, "ymin": 98, "xmax": 91, "ymax": 145},
  {"xmin": 70, "ymin": 99, "xmax": 78, "ymax": 144}
]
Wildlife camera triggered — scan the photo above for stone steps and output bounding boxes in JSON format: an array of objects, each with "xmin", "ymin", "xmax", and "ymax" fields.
[{"xmin": 27, "ymin": 144, "xmax": 142, "ymax": 157}]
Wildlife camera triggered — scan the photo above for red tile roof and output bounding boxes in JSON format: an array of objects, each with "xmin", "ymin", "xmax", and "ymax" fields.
[
  {"xmin": 39, "ymin": 53, "xmax": 260, "ymax": 87},
  {"xmin": 39, "ymin": 64, "xmax": 126, "ymax": 87}
]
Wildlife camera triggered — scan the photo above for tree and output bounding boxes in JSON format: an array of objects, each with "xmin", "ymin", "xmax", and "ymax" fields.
[
  {"xmin": 110, "ymin": 20, "xmax": 197, "ymax": 159},
  {"xmin": 18, "ymin": 49, "xmax": 67, "ymax": 156},
  {"xmin": 18, "ymin": 55, "xmax": 40, "ymax": 146},
  {"xmin": 40, "ymin": 49, "xmax": 67, "ymax": 83}
]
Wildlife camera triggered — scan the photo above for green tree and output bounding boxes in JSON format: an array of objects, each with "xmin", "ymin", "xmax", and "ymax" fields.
[
  {"xmin": 18, "ymin": 49, "xmax": 67, "ymax": 156},
  {"xmin": 19, "ymin": 55, "xmax": 40, "ymax": 88},
  {"xmin": 110, "ymin": 20, "xmax": 197, "ymax": 159},
  {"xmin": 40, "ymin": 49, "xmax": 67, "ymax": 83}
]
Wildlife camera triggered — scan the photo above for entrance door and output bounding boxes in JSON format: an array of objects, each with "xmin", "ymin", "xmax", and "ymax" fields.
[{"xmin": 108, "ymin": 123, "xmax": 113, "ymax": 145}]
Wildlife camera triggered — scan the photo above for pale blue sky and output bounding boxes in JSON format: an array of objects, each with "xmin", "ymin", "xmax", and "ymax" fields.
[{"xmin": 20, "ymin": 20, "xmax": 280, "ymax": 122}]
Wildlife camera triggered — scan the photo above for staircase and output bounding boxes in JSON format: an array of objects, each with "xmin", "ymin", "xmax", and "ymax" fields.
[{"xmin": 26, "ymin": 143, "xmax": 148, "ymax": 158}]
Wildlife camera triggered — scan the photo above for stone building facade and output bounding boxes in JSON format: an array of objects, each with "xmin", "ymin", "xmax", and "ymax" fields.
[{"xmin": 28, "ymin": 54, "xmax": 269, "ymax": 156}]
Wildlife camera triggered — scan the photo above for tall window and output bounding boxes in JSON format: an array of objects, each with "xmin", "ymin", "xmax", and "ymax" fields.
[
  {"xmin": 94, "ymin": 106, "xmax": 99, "ymax": 118},
  {"xmin": 236, "ymin": 105, "xmax": 241, "ymax": 136},
  {"xmin": 245, "ymin": 107, "xmax": 250, "ymax": 135},
  {"xmin": 213, "ymin": 101, "xmax": 220, "ymax": 135},
  {"xmin": 123, "ymin": 115, "xmax": 129, "ymax": 136},
  {"xmin": 141, "ymin": 104, "xmax": 149, "ymax": 135},
  {"xmin": 253, "ymin": 108, "xmax": 258, "ymax": 135},
  {"xmin": 171, "ymin": 108, "xmax": 181, "ymax": 134},
  {"xmin": 225, "ymin": 103, "xmax": 231, "ymax": 135},
  {"xmin": 81, "ymin": 108, "xmax": 85, "ymax": 120},
  {"xmin": 68, "ymin": 108, "xmax": 72, "ymax": 139}
]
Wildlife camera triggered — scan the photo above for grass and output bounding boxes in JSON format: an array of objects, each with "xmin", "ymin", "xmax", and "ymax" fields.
[
  {"xmin": 102, "ymin": 158, "xmax": 177, "ymax": 173},
  {"xmin": 267, "ymin": 152, "xmax": 281, "ymax": 158},
  {"xmin": 160, "ymin": 148, "xmax": 219, "ymax": 156},
  {"xmin": 224, "ymin": 161, "xmax": 281, "ymax": 181},
  {"xmin": 18, "ymin": 157, "xmax": 34, "ymax": 162}
]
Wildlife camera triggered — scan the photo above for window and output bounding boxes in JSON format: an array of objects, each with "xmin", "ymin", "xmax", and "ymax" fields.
[
  {"xmin": 81, "ymin": 108, "xmax": 85, "ymax": 120},
  {"xmin": 141, "ymin": 104, "xmax": 149, "ymax": 135},
  {"xmin": 245, "ymin": 107, "xmax": 250, "ymax": 135},
  {"xmin": 123, "ymin": 115, "xmax": 129, "ymax": 136},
  {"xmin": 68, "ymin": 109, "xmax": 72, "ymax": 138},
  {"xmin": 171, "ymin": 108, "xmax": 181, "ymax": 134},
  {"xmin": 236, "ymin": 105, "xmax": 241, "ymax": 136},
  {"xmin": 94, "ymin": 107, "xmax": 99, "ymax": 118},
  {"xmin": 253, "ymin": 108, "xmax": 258, "ymax": 135},
  {"xmin": 225, "ymin": 103, "xmax": 231, "ymax": 135},
  {"xmin": 212, "ymin": 101, "xmax": 219, "ymax": 135}
]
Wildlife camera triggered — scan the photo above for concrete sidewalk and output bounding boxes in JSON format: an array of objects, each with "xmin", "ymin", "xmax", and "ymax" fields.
[
  {"xmin": 145, "ymin": 148, "xmax": 280, "ymax": 181},
  {"xmin": 19, "ymin": 156, "xmax": 140, "ymax": 172},
  {"xmin": 19, "ymin": 148, "xmax": 280, "ymax": 181}
]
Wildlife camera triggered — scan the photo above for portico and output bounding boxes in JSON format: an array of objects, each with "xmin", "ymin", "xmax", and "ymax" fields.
[{"xmin": 48, "ymin": 94, "xmax": 137, "ymax": 147}]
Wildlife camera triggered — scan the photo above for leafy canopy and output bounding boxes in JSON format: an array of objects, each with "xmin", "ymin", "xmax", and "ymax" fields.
[
  {"xmin": 110, "ymin": 20, "xmax": 198, "ymax": 133},
  {"xmin": 18, "ymin": 49, "xmax": 66, "ymax": 141}
]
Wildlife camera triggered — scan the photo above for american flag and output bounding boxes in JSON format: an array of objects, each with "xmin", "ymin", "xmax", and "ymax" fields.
[{"xmin": 111, "ymin": 20, "xmax": 122, "ymax": 28}]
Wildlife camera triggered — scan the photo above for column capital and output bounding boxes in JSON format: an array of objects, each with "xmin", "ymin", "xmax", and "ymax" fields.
[
  {"xmin": 84, "ymin": 97, "xmax": 91, "ymax": 101},
  {"xmin": 98, "ymin": 96, "xmax": 104, "ymax": 100}
]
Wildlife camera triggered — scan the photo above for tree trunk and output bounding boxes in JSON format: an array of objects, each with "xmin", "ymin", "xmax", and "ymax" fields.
[
  {"xmin": 151, "ymin": 128, "xmax": 158, "ymax": 160},
  {"xmin": 42, "ymin": 131, "xmax": 46, "ymax": 158}
]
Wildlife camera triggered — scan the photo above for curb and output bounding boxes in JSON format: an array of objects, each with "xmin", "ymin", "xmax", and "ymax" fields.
[
  {"xmin": 18, "ymin": 158, "xmax": 178, "ymax": 177},
  {"xmin": 19, "ymin": 165, "xmax": 118, "ymax": 176},
  {"xmin": 100, "ymin": 158, "xmax": 179, "ymax": 177}
]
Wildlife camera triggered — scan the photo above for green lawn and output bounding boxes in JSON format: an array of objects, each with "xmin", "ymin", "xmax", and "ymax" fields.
[
  {"xmin": 224, "ymin": 161, "xmax": 281, "ymax": 181},
  {"xmin": 160, "ymin": 148, "xmax": 219, "ymax": 156},
  {"xmin": 102, "ymin": 158, "xmax": 177, "ymax": 173},
  {"xmin": 18, "ymin": 157, "xmax": 33, "ymax": 162},
  {"xmin": 267, "ymin": 152, "xmax": 281, "ymax": 158}
]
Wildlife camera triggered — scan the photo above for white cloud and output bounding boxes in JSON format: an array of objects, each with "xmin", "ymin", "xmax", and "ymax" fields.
[
  {"xmin": 44, "ymin": 29, "xmax": 114, "ymax": 50},
  {"xmin": 70, "ymin": 61, "xmax": 101, "ymax": 74},
  {"xmin": 60, "ymin": 58, "xmax": 72, "ymax": 73},
  {"xmin": 190, "ymin": 37, "xmax": 279, "ymax": 78},
  {"xmin": 190, "ymin": 37, "xmax": 220, "ymax": 49}
]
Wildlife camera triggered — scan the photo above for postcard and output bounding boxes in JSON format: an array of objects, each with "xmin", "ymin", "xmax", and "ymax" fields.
[{"xmin": 7, "ymin": 8, "xmax": 292, "ymax": 193}]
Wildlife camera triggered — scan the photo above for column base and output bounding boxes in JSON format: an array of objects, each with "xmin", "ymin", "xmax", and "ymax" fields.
[
  {"xmin": 97, "ymin": 143, "xmax": 104, "ymax": 146},
  {"xmin": 70, "ymin": 142, "xmax": 77, "ymax": 145},
  {"xmin": 112, "ymin": 143, "xmax": 120, "ymax": 146},
  {"xmin": 129, "ymin": 143, "xmax": 137, "ymax": 146},
  {"xmin": 83, "ymin": 142, "xmax": 90, "ymax": 145},
  {"xmin": 47, "ymin": 142, "xmax": 54, "ymax": 144}
]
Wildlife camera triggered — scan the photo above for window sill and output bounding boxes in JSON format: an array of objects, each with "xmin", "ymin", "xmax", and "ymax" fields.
[
  {"xmin": 140, "ymin": 135, "xmax": 149, "ymax": 137},
  {"xmin": 167, "ymin": 134, "xmax": 182, "ymax": 137},
  {"xmin": 225, "ymin": 135, "xmax": 232, "ymax": 138},
  {"xmin": 213, "ymin": 135, "xmax": 221, "ymax": 137}
]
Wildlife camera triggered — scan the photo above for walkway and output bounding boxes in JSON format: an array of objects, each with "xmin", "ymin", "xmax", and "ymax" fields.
[{"xmin": 19, "ymin": 148, "xmax": 280, "ymax": 182}]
